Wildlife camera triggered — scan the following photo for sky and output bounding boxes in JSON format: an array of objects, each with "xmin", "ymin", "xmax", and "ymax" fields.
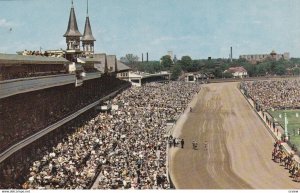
[{"xmin": 0, "ymin": 0, "xmax": 300, "ymax": 60}]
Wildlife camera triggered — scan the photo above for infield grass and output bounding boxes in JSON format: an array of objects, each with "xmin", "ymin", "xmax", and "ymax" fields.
[{"xmin": 269, "ymin": 109, "xmax": 300, "ymax": 149}]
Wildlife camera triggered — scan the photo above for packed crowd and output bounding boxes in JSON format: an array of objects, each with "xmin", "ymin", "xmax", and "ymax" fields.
[
  {"xmin": 241, "ymin": 79, "xmax": 300, "ymax": 110},
  {"xmin": 20, "ymin": 50, "xmax": 63, "ymax": 57},
  {"xmin": 0, "ymin": 109, "xmax": 100, "ymax": 189},
  {"xmin": 0, "ymin": 76, "xmax": 129, "ymax": 153},
  {"xmin": 24, "ymin": 81, "xmax": 201, "ymax": 189}
]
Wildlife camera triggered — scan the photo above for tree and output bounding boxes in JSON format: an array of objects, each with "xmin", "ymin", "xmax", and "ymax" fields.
[
  {"xmin": 223, "ymin": 71, "xmax": 233, "ymax": 78},
  {"xmin": 160, "ymin": 55, "xmax": 173, "ymax": 69},
  {"xmin": 243, "ymin": 63, "xmax": 257, "ymax": 77},
  {"xmin": 256, "ymin": 64, "xmax": 268, "ymax": 76},
  {"xmin": 120, "ymin": 54, "xmax": 139, "ymax": 65},
  {"xmin": 171, "ymin": 64, "xmax": 182, "ymax": 80},
  {"xmin": 274, "ymin": 64, "xmax": 286, "ymax": 75},
  {"xmin": 180, "ymin": 56, "xmax": 192, "ymax": 71},
  {"xmin": 137, "ymin": 61, "xmax": 162, "ymax": 73},
  {"xmin": 292, "ymin": 67, "xmax": 300, "ymax": 75},
  {"xmin": 213, "ymin": 68, "xmax": 223, "ymax": 78}
]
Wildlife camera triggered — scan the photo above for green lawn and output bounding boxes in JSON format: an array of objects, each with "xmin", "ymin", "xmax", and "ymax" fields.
[{"xmin": 268, "ymin": 109, "xmax": 300, "ymax": 150}]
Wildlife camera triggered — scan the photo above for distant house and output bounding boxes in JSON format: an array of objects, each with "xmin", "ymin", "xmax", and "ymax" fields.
[{"xmin": 224, "ymin": 66, "xmax": 248, "ymax": 78}]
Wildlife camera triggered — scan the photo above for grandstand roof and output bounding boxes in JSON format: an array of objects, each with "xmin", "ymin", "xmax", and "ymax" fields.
[
  {"xmin": 0, "ymin": 53, "xmax": 70, "ymax": 65},
  {"xmin": 93, "ymin": 53, "xmax": 107, "ymax": 72},
  {"xmin": 77, "ymin": 57, "xmax": 101, "ymax": 63},
  {"xmin": 117, "ymin": 61, "xmax": 131, "ymax": 72},
  {"xmin": 107, "ymin": 55, "xmax": 116, "ymax": 72}
]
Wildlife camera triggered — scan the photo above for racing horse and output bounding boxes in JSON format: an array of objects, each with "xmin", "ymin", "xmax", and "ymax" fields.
[
  {"xmin": 293, "ymin": 169, "xmax": 300, "ymax": 182},
  {"xmin": 284, "ymin": 154, "xmax": 294, "ymax": 170},
  {"xmin": 272, "ymin": 149, "xmax": 279, "ymax": 162},
  {"xmin": 280, "ymin": 152, "xmax": 288, "ymax": 166},
  {"xmin": 273, "ymin": 150, "xmax": 284, "ymax": 163},
  {"xmin": 289, "ymin": 163, "xmax": 298, "ymax": 179}
]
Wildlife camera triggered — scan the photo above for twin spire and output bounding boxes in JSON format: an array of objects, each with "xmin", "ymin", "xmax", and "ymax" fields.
[
  {"xmin": 63, "ymin": 1, "xmax": 81, "ymax": 37},
  {"xmin": 64, "ymin": 0, "xmax": 96, "ymax": 50},
  {"xmin": 82, "ymin": 0, "xmax": 96, "ymax": 42}
]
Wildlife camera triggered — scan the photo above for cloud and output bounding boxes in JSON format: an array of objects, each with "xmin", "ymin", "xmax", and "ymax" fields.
[{"xmin": 0, "ymin": 18, "xmax": 13, "ymax": 29}]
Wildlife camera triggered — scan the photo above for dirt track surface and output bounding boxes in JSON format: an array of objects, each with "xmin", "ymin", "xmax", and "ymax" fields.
[{"xmin": 169, "ymin": 82, "xmax": 300, "ymax": 189}]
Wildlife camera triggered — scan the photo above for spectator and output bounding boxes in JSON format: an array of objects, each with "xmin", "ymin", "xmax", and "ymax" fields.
[{"xmin": 24, "ymin": 81, "xmax": 200, "ymax": 189}]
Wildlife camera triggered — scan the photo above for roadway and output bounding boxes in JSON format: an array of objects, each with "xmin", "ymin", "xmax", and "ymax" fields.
[{"xmin": 169, "ymin": 82, "xmax": 300, "ymax": 189}]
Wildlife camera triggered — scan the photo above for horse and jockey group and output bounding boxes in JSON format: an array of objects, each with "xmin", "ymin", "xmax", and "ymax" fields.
[
  {"xmin": 168, "ymin": 135, "xmax": 208, "ymax": 151},
  {"xmin": 272, "ymin": 141, "xmax": 300, "ymax": 182}
]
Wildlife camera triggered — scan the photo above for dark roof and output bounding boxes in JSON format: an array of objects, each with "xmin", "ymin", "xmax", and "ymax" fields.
[
  {"xmin": 0, "ymin": 53, "xmax": 70, "ymax": 65},
  {"xmin": 63, "ymin": 6, "xmax": 82, "ymax": 37},
  {"xmin": 93, "ymin": 54, "xmax": 107, "ymax": 72},
  {"xmin": 117, "ymin": 61, "xmax": 131, "ymax": 72},
  {"xmin": 107, "ymin": 55, "xmax": 117, "ymax": 72},
  {"xmin": 78, "ymin": 57, "xmax": 101, "ymax": 63},
  {"xmin": 82, "ymin": 16, "xmax": 96, "ymax": 41},
  {"xmin": 79, "ymin": 54, "xmax": 130, "ymax": 73}
]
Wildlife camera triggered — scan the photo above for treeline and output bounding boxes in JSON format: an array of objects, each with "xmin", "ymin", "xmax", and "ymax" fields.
[{"xmin": 122, "ymin": 54, "xmax": 300, "ymax": 80}]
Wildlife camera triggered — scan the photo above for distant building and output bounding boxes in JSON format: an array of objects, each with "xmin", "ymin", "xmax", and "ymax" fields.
[
  {"xmin": 173, "ymin": 55, "xmax": 178, "ymax": 63},
  {"xmin": 239, "ymin": 50, "xmax": 290, "ymax": 64},
  {"xmin": 224, "ymin": 66, "xmax": 248, "ymax": 78},
  {"xmin": 126, "ymin": 71, "xmax": 170, "ymax": 87},
  {"xmin": 167, "ymin": 51, "xmax": 174, "ymax": 60},
  {"xmin": 46, "ymin": 1, "xmax": 129, "ymax": 76},
  {"xmin": 185, "ymin": 73, "xmax": 196, "ymax": 82},
  {"xmin": 116, "ymin": 61, "xmax": 132, "ymax": 80}
]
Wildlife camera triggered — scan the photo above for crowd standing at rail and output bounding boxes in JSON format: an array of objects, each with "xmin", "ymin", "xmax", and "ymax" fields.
[
  {"xmin": 241, "ymin": 79, "xmax": 300, "ymax": 111},
  {"xmin": 23, "ymin": 81, "xmax": 201, "ymax": 189}
]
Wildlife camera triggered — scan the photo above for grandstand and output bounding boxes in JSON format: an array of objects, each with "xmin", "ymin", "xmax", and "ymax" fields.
[{"xmin": 0, "ymin": 0, "xmax": 131, "ymax": 188}]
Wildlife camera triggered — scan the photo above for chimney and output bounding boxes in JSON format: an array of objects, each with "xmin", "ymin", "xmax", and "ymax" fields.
[
  {"xmin": 230, "ymin": 46, "xmax": 233, "ymax": 62},
  {"xmin": 146, "ymin": 52, "xmax": 148, "ymax": 62},
  {"xmin": 142, "ymin": 53, "xmax": 144, "ymax": 63}
]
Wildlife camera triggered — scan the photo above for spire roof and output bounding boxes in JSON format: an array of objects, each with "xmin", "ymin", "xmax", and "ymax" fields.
[
  {"xmin": 82, "ymin": 0, "xmax": 96, "ymax": 41},
  {"xmin": 82, "ymin": 16, "xmax": 96, "ymax": 41},
  {"xmin": 64, "ymin": 3, "xmax": 82, "ymax": 37}
]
